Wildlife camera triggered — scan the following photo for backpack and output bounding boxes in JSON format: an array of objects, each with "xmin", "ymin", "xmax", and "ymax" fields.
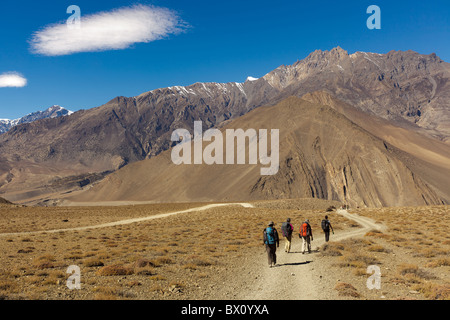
[
  {"xmin": 264, "ymin": 227, "xmax": 276, "ymax": 245},
  {"xmin": 300, "ymin": 222, "xmax": 310, "ymax": 237},
  {"xmin": 321, "ymin": 219, "xmax": 330, "ymax": 231},
  {"xmin": 281, "ymin": 222, "xmax": 291, "ymax": 237}
]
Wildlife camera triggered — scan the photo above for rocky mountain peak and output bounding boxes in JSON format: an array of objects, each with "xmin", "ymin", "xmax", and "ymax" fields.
[
  {"xmin": 307, "ymin": 46, "xmax": 349, "ymax": 59},
  {"xmin": 301, "ymin": 46, "xmax": 349, "ymax": 65},
  {"xmin": 0, "ymin": 105, "xmax": 73, "ymax": 134}
]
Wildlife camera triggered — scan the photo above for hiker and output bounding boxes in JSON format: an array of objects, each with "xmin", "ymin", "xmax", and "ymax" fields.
[
  {"xmin": 299, "ymin": 219, "xmax": 313, "ymax": 254},
  {"xmin": 321, "ymin": 215, "xmax": 334, "ymax": 242},
  {"xmin": 263, "ymin": 221, "xmax": 279, "ymax": 267},
  {"xmin": 281, "ymin": 218, "xmax": 294, "ymax": 253}
]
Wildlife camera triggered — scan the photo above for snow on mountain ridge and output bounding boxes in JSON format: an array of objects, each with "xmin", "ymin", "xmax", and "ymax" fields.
[{"xmin": 0, "ymin": 105, "xmax": 73, "ymax": 134}]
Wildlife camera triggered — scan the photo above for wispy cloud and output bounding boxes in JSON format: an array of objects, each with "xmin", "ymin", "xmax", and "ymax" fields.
[
  {"xmin": 30, "ymin": 5, "xmax": 187, "ymax": 56},
  {"xmin": 0, "ymin": 72, "xmax": 27, "ymax": 88}
]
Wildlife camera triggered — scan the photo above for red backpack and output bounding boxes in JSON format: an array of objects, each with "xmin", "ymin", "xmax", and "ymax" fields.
[{"xmin": 300, "ymin": 222, "xmax": 309, "ymax": 237}]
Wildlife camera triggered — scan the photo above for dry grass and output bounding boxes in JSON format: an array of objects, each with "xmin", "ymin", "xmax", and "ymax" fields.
[
  {"xmin": 331, "ymin": 239, "xmax": 380, "ymax": 277},
  {"xmin": 96, "ymin": 264, "xmax": 134, "ymax": 276},
  {"xmin": 0, "ymin": 202, "xmax": 207, "ymax": 234},
  {"xmin": 1, "ymin": 200, "xmax": 447, "ymax": 300},
  {"xmin": 412, "ymin": 283, "xmax": 450, "ymax": 300},
  {"xmin": 334, "ymin": 282, "xmax": 360, "ymax": 297},
  {"xmin": 32, "ymin": 255, "xmax": 56, "ymax": 270},
  {"xmin": 0, "ymin": 198, "xmax": 351, "ymax": 300},
  {"xmin": 82, "ymin": 257, "xmax": 105, "ymax": 267},
  {"xmin": 321, "ymin": 205, "xmax": 450, "ymax": 300},
  {"xmin": 321, "ymin": 242, "xmax": 344, "ymax": 256}
]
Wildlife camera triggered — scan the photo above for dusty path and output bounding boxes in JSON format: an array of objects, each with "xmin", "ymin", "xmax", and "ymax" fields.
[
  {"xmin": 1, "ymin": 203, "xmax": 385, "ymax": 300},
  {"xmin": 0, "ymin": 202, "xmax": 254, "ymax": 237},
  {"xmin": 233, "ymin": 209, "xmax": 386, "ymax": 300}
]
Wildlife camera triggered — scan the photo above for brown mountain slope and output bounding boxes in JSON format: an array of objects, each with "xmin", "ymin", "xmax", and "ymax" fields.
[
  {"xmin": 0, "ymin": 197, "xmax": 13, "ymax": 205},
  {"xmin": 266, "ymin": 47, "xmax": 450, "ymax": 143},
  {"xmin": 0, "ymin": 81, "xmax": 276, "ymax": 203},
  {"xmin": 67, "ymin": 97, "xmax": 445, "ymax": 208},
  {"xmin": 1, "ymin": 47, "xmax": 449, "ymax": 204},
  {"xmin": 302, "ymin": 90, "xmax": 450, "ymax": 203}
]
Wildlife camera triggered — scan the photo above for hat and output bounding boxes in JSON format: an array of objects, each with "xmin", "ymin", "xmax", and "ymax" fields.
[
  {"xmin": 268, "ymin": 221, "xmax": 274, "ymax": 226},
  {"xmin": 287, "ymin": 218, "xmax": 291, "ymax": 222}
]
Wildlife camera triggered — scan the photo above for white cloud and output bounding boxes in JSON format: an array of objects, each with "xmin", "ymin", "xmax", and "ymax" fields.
[
  {"xmin": 30, "ymin": 5, "xmax": 187, "ymax": 56},
  {"xmin": 0, "ymin": 72, "xmax": 27, "ymax": 88}
]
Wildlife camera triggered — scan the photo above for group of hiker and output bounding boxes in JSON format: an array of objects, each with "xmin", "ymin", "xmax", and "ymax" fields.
[{"xmin": 262, "ymin": 215, "xmax": 334, "ymax": 268}]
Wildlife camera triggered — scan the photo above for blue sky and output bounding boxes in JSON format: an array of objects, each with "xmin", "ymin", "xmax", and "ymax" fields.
[{"xmin": 0, "ymin": 0, "xmax": 449, "ymax": 119}]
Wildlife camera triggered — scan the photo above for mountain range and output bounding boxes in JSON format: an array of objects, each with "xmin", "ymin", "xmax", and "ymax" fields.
[
  {"xmin": 69, "ymin": 95, "xmax": 446, "ymax": 208},
  {"xmin": 0, "ymin": 105, "xmax": 73, "ymax": 134},
  {"xmin": 0, "ymin": 47, "xmax": 449, "ymax": 207}
]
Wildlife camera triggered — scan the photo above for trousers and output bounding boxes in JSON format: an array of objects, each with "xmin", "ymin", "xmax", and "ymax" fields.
[
  {"xmin": 324, "ymin": 230, "xmax": 330, "ymax": 242},
  {"xmin": 301, "ymin": 236, "xmax": 311, "ymax": 253},
  {"xmin": 284, "ymin": 235, "xmax": 292, "ymax": 253},
  {"xmin": 265, "ymin": 243, "xmax": 277, "ymax": 266}
]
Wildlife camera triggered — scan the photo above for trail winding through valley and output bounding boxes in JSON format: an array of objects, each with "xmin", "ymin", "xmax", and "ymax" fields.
[
  {"xmin": 1, "ymin": 203, "xmax": 385, "ymax": 300},
  {"xmin": 233, "ymin": 209, "xmax": 386, "ymax": 300},
  {"xmin": 0, "ymin": 202, "xmax": 254, "ymax": 237}
]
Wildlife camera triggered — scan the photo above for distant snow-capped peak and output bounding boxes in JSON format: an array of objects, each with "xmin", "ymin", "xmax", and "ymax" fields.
[
  {"xmin": 246, "ymin": 76, "xmax": 259, "ymax": 82},
  {"xmin": 0, "ymin": 105, "xmax": 73, "ymax": 134}
]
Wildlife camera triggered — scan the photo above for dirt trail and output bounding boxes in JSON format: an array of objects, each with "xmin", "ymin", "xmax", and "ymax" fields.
[
  {"xmin": 0, "ymin": 203, "xmax": 385, "ymax": 300},
  {"xmin": 233, "ymin": 209, "xmax": 385, "ymax": 300},
  {"xmin": 0, "ymin": 202, "xmax": 254, "ymax": 237}
]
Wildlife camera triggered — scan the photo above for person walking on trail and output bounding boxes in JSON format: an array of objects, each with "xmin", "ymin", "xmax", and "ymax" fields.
[
  {"xmin": 299, "ymin": 219, "xmax": 313, "ymax": 254},
  {"xmin": 321, "ymin": 215, "xmax": 334, "ymax": 242},
  {"xmin": 281, "ymin": 218, "xmax": 294, "ymax": 253},
  {"xmin": 263, "ymin": 221, "xmax": 279, "ymax": 267}
]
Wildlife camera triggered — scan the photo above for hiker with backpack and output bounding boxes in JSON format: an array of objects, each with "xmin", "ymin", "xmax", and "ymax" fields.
[
  {"xmin": 263, "ymin": 221, "xmax": 279, "ymax": 267},
  {"xmin": 281, "ymin": 218, "xmax": 294, "ymax": 253},
  {"xmin": 299, "ymin": 219, "xmax": 313, "ymax": 254},
  {"xmin": 321, "ymin": 215, "xmax": 334, "ymax": 242}
]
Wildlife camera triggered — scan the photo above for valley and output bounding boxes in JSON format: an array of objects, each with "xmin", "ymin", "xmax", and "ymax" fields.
[
  {"xmin": 1, "ymin": 47, "xmax": 449, "ymax": 302},
  {"xmin": 0, "ymin": 198, "xmax": 448, "ymax": 300}
]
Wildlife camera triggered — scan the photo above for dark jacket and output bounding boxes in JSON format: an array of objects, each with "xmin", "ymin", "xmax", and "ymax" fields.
[
  {"xmin": 322, "ymin": 219, "xmax": 333, "ymax": 232},
  {"xmin": 281, "ymin": 222, "xmax": 294, "ymax": 237}
]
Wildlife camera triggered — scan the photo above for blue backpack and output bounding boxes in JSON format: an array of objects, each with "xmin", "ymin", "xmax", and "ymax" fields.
[{"xmin": 264, "ymin": 227, "xmax": 276, "ymax": 245}]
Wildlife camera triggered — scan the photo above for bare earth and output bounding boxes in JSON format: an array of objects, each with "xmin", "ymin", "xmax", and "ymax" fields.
[
  {"xmin": 205, "ymin": 209, "xmax": 385, "ymax": 300},
  {"xmin": 0, "ymin": 200, "xmax": 448, "ymax": 300},
  {"xmin": 0, "ymin": 203, "xmax": 254, "ymax": 237},
  {"xmin": 0, "ymin": 203, "xmax": 380, "ymax": 300}
]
